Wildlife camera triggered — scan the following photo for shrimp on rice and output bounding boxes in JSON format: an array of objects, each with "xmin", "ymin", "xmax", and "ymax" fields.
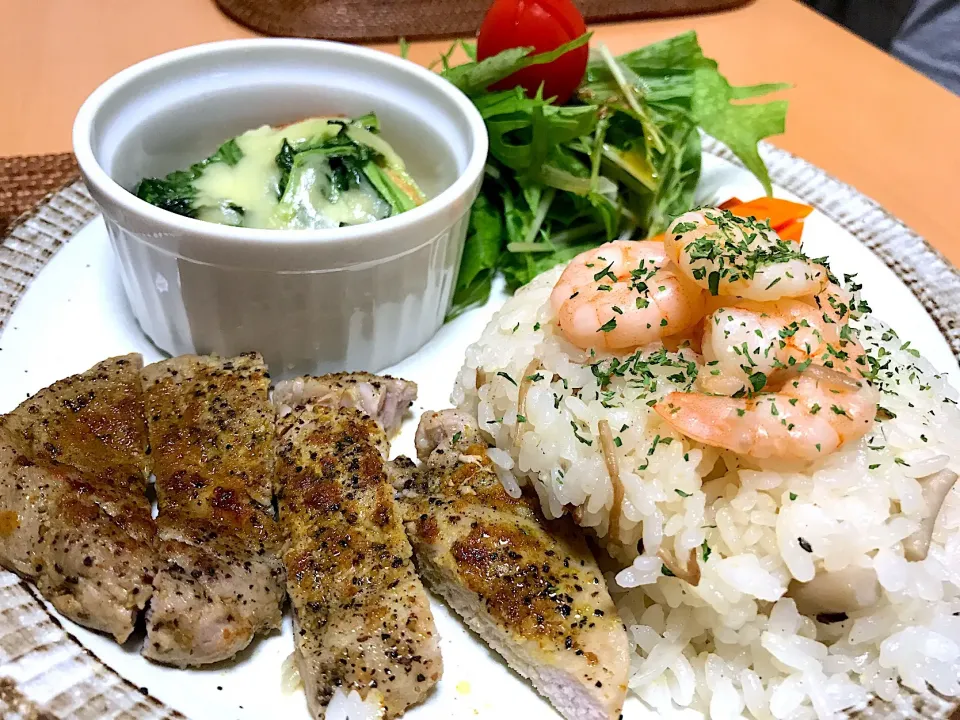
[
  {"xmin": 665, "ymin": 208, "xmax": 829, "ymax": 302},
  {"xmin": 550, "ymin": 240, "xmax": 706, "ymax": 352}
]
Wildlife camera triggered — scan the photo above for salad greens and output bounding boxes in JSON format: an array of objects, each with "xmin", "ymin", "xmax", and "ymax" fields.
[
  {"xmin": 441, "ymin": 31, "xmax": 788, "ymax": 318},
  {"xmin": 134, "ymin": 114, "xmax": 424, "ymax": 230}
]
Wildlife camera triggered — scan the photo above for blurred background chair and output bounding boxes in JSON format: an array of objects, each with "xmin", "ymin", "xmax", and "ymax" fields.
[
  {"xmin": 890, "ymin": 0, "xmax": 960, "ymax": 95},
  {"xmin": 803, "ymin": 0, "xmax": 913, "ymax": 49},
  {"xmin": 804, "ymin": 0, "xmax": 959, "ymax": 94}
]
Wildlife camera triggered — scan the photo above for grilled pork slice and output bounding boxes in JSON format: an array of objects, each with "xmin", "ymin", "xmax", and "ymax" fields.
[
  {"xmin": 276, "ymin": 402, "xmax": 441, "ymax": 719},
  {"xmin": 397, "ymin": 410, "xmax": 630, "ymax": 720},
  {"xmin": 141, "ymin": 353, "xmax": 284, "ymax": 666},
  {"xmin": 2, "ymin": 354, "xmax": 151, "ymax": 489},
  {"xmin": 274, "ymin": 372, "xmax": 416, "ymax": 437},
  {"xmin": 0, "ymin": 355, "xmax": 156, "ymax": 641}
]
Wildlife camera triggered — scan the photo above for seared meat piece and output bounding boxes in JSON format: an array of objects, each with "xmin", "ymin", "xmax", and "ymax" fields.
[
  {"xmin": 2, "ymin": 353, "xmax": 151, "ymax": 494},
  {"xmin": 276, "ymin": 402, "xmax": 441, "ymax": 719},
  {"xmin": 0, "ymin": 355, "xmax": 156, "ymax": 641},
  {"xmin": 0, "ymin": 435, "xmax": 157, "ymax": 642},
  {"xmin": 141, "ymin": 353, "xmax": 284, "ymax": 667},
  {"xmin": 397, "ymin": 410, "xmax": 630, "ymax": 720},
  {"xmin": 274, "ymin": 373, "xmax": 416, "ymax": 437}
]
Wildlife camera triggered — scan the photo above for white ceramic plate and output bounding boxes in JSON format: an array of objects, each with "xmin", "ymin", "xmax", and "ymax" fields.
[{"xmin": 0, "ymin": 140, "xmax": 958, "ymax": 720}]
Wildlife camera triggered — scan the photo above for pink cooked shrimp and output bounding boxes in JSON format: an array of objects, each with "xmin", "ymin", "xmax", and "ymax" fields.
[
  {"xmin": 700, "ymin": 298, "xmax": 869, "ymax": 395},
  {"xmin": 550, "ymin": 240, "xmax": 706, "ymax": 352},
  {"xmin": 664, "ymin": 209, "xmax": 829, "ymax": 301},
  {"xmin": 655, "ymin": 368, "xmax": 877, "ymax": 463}
]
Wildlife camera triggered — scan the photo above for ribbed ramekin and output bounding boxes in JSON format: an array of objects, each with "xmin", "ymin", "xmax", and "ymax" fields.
[{"xmin": 74, "ymin": 39, "xmax": 487, "ymax": 377}]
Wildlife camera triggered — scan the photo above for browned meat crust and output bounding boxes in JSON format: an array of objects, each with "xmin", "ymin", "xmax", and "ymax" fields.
[
  {"xmin": 141, "ymin": 352, "xmax": 284, "ymax": 667},
  {"xmin": 2, "ymin": 353, "xmax": 150, "ymax": 492},
  {"xmin": 276, "ymin": 403, "xmax": 441, "ymax": 719},
  {"xmin": 0, "ymin": 355, "xmax": 156, "ymax": 642},
  {"xmin": 396, "ymin": 410, "xmax": 629, "ymax": 720}
]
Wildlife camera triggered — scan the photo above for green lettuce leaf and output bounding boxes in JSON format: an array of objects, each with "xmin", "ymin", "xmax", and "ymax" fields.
[
  {"xmin": 448, "ymin": 192, "xmax": 503, "ymax": 319},
  {"xmin": 134, "ymin": 138, "xmax": 244, "ymax": 218},
  {"xmin": 692, "ymin": 69, "xmax": 789, "ymax": 195},
  {"xmin": 443, "ymin": 33, "xmax": 592, "ymax": 97}
]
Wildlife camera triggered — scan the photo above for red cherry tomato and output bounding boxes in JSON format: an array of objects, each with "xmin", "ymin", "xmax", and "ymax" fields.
[{"xmin": 476, "ymin": 0, "xmax": 589, "ymax": 104}]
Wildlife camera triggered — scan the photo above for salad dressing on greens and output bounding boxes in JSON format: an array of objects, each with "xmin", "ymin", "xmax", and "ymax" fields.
[{"xmin": 135, "ymin": 114, "xmax": 424, "ymax": 230}]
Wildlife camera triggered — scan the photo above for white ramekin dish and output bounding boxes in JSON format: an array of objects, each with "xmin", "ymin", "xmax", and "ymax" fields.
[{"xmin": 73, "ymin": 39, "xmax": 487, "ymax": 378}]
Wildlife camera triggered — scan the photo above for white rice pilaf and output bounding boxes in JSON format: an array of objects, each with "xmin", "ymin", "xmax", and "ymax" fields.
[{"xmin": 452, "ymin": 265, "xmax": 960, "ymax": 719}]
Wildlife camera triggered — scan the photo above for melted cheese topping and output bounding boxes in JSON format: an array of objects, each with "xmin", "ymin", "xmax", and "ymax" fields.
[{"xmin": 192, "ymin": 118, "xmax": 401, "ymax": 230}]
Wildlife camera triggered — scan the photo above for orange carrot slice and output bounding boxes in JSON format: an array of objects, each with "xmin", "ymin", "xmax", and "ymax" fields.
[
  {"xmin": 718, "ymin": 196, "xmax": 743, "ymax": 210},
  {"xmin": 719, "ymin": 196, "xmax": 813, "ymax": 242},
  {"xmin": 724, "ymin": 197, "xmax": 813, "ymax": 229},
  {"xmin": 776, "ymin": 219, "xmax": 805, "ymax": 243}
]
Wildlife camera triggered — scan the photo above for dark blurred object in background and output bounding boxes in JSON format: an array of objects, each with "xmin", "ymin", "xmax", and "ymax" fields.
[
  {"xmin": 804, "ymin": 0, "xmax": 959, "ymax": 95},
  {"xmin": 215, "ymin": 0, "xmax": 751, "ymax": 43},
  {"xmin": 803, "ymin": 0, "xmax": 913, "ymax": 49},
  {"xmin": 891, "ymin": 0, "xmax": 960, "ymax": 95}
]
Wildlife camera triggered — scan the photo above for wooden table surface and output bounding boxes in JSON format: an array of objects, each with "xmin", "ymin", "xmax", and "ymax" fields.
[{"xmin": 2, "ymin": 0, "xmax": 959, "ymax": 264}]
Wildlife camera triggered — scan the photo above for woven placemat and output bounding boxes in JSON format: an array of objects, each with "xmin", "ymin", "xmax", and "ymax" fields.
[
  {"xmin": 216, "ymin": 0, "xmax": 752, "ymax": 42},
  {"xmin": 0, "ymin": 154, "xmax": 79, "ymax": 236}
]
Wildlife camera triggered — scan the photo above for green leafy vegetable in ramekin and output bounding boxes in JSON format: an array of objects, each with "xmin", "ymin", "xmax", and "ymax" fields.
[{"xmin": 134, "ymin": 114, "xmax": 424, "ymax": 230}]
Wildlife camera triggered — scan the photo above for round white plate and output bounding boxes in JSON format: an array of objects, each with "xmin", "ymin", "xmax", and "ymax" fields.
[{"xmin": 0, "ymin": 140, "xmax": 957, "ymax": 720}]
